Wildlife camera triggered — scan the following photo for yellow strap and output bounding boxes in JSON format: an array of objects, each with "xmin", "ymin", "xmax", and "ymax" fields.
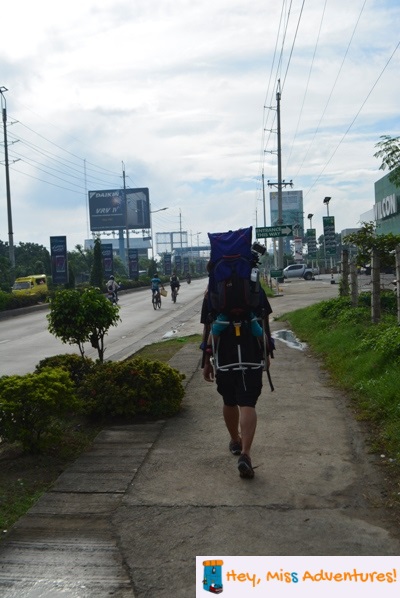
[{"xmin": 234, "ymin": 321, "xmax": 241, "ymax": 336}]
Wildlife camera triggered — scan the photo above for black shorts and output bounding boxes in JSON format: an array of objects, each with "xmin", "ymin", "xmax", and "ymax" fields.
[{"xmin": 216, "ymin": 368, "xmax": 263, "ymax": 408}]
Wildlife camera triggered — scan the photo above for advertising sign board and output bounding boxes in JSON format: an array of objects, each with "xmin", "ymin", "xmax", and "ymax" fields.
[
  {"xmin": 174, "ymin": 254, "xmax": 182, "ymax": 274},
  {"xmin": 128, "ymin": 248, "xmax": 139, "ymax": 279},
  {"xmin": 88, "ymin": 188, "xmax": 150, "ymax": 231},
  {"xmin": 306, "ymin": 228, "xmax": 317, "ymax": 258},
  {"xmin": 50, "ymin": 236, "xmax": 68, "ymax": 285},
  {"xmin": 183, "ymin": 256, "xmax": 190, "ymax": 274},
  {"xmin": 323, "ymin": 216, "xmax": 336, "ymax": 257},
  {"xmin": 164, "ymin": 254, "xmax": 172, "ymax": 276},
  {"xmin": 101, "ymin": 244, "xmax": 114, "ymax": 277},
  {"xmin": 270, "ymin": 190, "xmax": 304, "ymax": 235}
]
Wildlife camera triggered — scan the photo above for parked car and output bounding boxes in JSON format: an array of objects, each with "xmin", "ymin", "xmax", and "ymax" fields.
[{"xmin": 283, "ymin": 264, "xmax": 319, "ymax": 280}]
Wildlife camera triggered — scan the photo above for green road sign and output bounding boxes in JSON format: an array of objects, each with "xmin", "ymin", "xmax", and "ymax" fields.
[
  {"xmin": 256, "ymin": 225, "xmax": 293, "ymax": 238},
  {"xmin": 270, "ymin": 269, "xmax": 283, "ymax": 278}
]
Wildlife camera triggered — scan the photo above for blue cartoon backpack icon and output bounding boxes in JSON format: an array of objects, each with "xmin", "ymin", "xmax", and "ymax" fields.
[{"xmin": 203, "ymin": 560, "xmax": 223, "ymax": 593}]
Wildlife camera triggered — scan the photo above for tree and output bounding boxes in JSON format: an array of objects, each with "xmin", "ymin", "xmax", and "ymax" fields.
[
  {"xmin": 374, "ymin": 135, "xmax": 400, "ymax": 187},
  {"xmin": 47, "ymin": 288, "xmax": 121, "ymax": 362},
  {"xmin": 0, "ymin": 240, "xmax": 51, "ymax": 291},
  {"xmin": 90, "ymin": 237, "xmax": 104, "ymax": 288},
  {"xmin": 148, "ymin": 258, "xmax": 159, "ymax": 278},
  {"xmin": 68, "ymin": 244, "xmax": 94, "ymax": 284},
  {"xmin": 14, "ymin": 242, "xmax": 51, "ymax": 277},
  {"xmin": 343, "ymin": 221, "xmax": 400, "ymax": 270}
]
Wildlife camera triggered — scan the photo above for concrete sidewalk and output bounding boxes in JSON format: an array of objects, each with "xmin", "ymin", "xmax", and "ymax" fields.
[{"xmin": 1, "ymin": 279, "xmax": 400, "ymax": 597}]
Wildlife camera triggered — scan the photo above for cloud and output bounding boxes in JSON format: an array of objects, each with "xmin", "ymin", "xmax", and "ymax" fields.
[{"xmin": 0, "ymin": 0, "xmax": 399, "ymax": 254}]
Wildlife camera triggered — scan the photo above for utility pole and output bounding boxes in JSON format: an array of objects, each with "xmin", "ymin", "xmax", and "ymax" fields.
[
  {"xmin": 267, "ymin": 80, "xmax": 293, "ymax": 269},
  {"xmin": 262, "ymin": 171, "xmax": 267, "ymax": 249},
  {"xmin": 1, "ymin": 86, "xmax": 15, "ymax": 274},
  {"xmin": 122, "ymin": 161, "xmax": 129, "ymax": 272},
  {"xmin": 179, "ymin": 209, "xmax": 183, "ymax": 250}
]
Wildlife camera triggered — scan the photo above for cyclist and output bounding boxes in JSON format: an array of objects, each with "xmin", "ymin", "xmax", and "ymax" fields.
[
  {"xmin": 150, "ymin": 272, "xmax": 164, "ymax": 301},
  {"xmin": 169, "ymin": 271, "xmax": 180, "ymax": 300}
]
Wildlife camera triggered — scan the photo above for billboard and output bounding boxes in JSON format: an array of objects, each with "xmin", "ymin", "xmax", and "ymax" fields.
[
  {"xmin": 270, "ymin": 190, "xmax": 304, "ymax": 234},
  {"xmin": 164, "ymin": 253, "xmax": 172, "ymax": 276},
  {"xmin": 101, "ymin": 244, "xmax": 114, "ymax": 276},
  {"xmin": 156, "ymin": 231, "xmax": 188, "ymax": 254},
  {"xmin": 128, "ymin": 248, "xmax": 139, "ymax": 279},
  {"xmin": 50, "ymin": 236, "xmax": 68, "ymax": 285},
  {"xmin": 88, "ymin": 188, "xmax": 150, "ymax": 232},
  {"xmin": 174, "ymin": 254, "xmax": 182, "ymax": 273}
]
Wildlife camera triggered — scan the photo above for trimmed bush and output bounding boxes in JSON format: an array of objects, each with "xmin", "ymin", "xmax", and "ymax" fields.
[
  {"xmin": 0, "ymin": 290, "xmax": 48, "ymax": 311},
  {"xmin": 35, "ymin": 354, "xmax": 95, "ymax": 387},
  {"xmin": 0, "ymin": 368, "xmax": 82, "ymax": 453},
  {"xmin": 79, "ymin": 357, "xmax": 185, "ymax": 420}
]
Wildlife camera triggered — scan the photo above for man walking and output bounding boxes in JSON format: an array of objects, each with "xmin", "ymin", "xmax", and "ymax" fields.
[{"xmin": 202, "ymin": 289, "xmax": 273, "ymax": 479}]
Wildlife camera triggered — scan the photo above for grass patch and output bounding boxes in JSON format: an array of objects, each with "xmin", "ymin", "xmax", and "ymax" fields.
[
  {"xmin": 134, "ymin": 334, "xmax": 201, "ymax": 362},
  {"xmin": 0, "ymin": 334, "xmax": 201, "ymax": 535}
]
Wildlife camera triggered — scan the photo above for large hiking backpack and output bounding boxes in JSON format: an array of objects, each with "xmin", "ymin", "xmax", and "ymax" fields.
[{"xmin": 207, "ymin": 226, "xmax": 260, "ymax": 317}]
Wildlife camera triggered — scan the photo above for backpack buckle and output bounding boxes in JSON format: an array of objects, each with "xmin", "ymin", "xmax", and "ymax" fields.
[{"xmin": 233, "ymin": 321, "xmax": 241, "ymax": 337}]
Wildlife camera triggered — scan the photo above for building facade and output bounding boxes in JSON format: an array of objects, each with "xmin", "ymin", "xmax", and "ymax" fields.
[{"xmin": 374, "ymin": 173, "xmax": 400, "ymax": 235}]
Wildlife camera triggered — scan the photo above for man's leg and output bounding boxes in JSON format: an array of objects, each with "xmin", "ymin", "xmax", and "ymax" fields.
[
  {"xmin": 239, "ymin": 406, "xmax": 257, "ymax": 457},
  {"xmin": 223, "ymin": 404, "xmax": 240, "ymax": 442},
  {"xmin": 223, "ymin": 404, "xmax": 242, "ymax": 455}
]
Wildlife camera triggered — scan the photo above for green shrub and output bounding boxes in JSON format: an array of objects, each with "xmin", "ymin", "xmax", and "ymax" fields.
[
  {"xmin": 0, "ymin": 291, "xmax": 12, "ymax": 310},
  {"xmin": 79, "ymin": 357, "xmax": 185, "ymax": 420},
  {"xmin": 0, "ymin": 368, "xmax": 81, "ymax": 453},
  {"xmin": 335, "ymin": 306, "xmax": 370, "ymax": 325},
  {"xmin": 358, "ymin": 290, "xmax": 397, "ymax": 316},
  {"xmin": 0, "ymin": 290, "xmax": 49, "ymax": 311},
  {"xmin": 317, "ymin": 297, "xmax": 352, "ymax": 321},
  {"xmin": 359, "ymin": 324, "xmax": 400, "ymax": 360},
  {"xmin": 35, "ymin": 353, "xmax": 95, "ymax": 387}
]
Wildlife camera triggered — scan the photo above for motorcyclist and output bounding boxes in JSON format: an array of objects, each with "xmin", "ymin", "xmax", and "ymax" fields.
[
  {"xmin": 186, "ymin": 272, "xmax": 191, "ymax": 283},
  {"xmin": 107, "ymin": 275, "xmax": 120, "ymax": 303}
]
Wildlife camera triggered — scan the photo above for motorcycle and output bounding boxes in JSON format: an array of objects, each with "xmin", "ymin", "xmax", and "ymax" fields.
[
  {"xmin": 108, "ymin": 290, "xmax": 119, "ymax": 305},
  {"xmin": 107, "ymin": 283, "xmax": 121, "ymax": 305},
  {"xmin": 186, "ymin": 274, "xmax": 191, "ymax": 284}
]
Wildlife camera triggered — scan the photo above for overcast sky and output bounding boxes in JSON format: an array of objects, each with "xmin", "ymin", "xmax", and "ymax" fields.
[{"xmin": 1, "ymin": 0, "xmax": 399, "ymax": 255}]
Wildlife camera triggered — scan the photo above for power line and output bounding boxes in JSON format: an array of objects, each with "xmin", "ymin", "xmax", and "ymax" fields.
[
  {"xmin": 292, "ymin": 0, "xmax": 368, "ymax": 180},
  {"xmin": 304, "ymin": 38, "xmax": 400, "ymax": 196}
]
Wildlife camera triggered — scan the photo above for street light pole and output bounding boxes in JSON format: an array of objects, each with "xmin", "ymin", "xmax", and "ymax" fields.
[
  {"xmin": 323, "ymin": 196, "xmax": 331, "ymax": 216},
  {"xmin": 1, "ymin": 86, "xmax": 15, "ymax": 273},
  {"xmin": 323, "ymin": 197, "xmax": 332, "ymax": 272}
]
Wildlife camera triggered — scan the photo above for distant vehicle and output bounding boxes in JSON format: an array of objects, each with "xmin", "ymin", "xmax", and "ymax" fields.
[
  {"xmin": 12, "ymin": 275, "xmax": 48, "ymax": 295},
  {"xmin": 283, "ymin": 264, "xmax": 319, "ymax": 281}
]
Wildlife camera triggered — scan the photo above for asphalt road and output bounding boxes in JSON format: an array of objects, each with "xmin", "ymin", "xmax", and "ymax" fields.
[{"xmin": 0, "ymin": 279, "xmax": 206, "ymax": 377}]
